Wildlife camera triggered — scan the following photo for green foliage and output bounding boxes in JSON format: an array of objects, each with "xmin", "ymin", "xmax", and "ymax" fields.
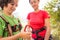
[{"xmin": 44, "ymin": 0, "xmax": 60, "ymax": 40}]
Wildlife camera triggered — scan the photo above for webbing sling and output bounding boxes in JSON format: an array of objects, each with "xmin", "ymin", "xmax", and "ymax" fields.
[
  {"xmin": 0, "ymin": 15, "xmax": 13, "ymax": 36},
  {"xmin": 32, "ymin": 26, "xmax": 46, "ymax": 40}
]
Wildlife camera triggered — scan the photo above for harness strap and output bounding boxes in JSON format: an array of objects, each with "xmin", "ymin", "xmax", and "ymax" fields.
[
  {"xmin": 0, "ymin": 15, "xmax": 13, "ymax": 36},
  {"xmin": 32, "ymin": 26, "xmax": 46, "ymax": 40}
]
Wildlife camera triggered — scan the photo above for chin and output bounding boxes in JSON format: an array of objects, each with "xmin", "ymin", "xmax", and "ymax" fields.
[
  {"xmin": 33, "ymin": 7, "xmax": 37, "ymax": 9},
  {"xmin": 9, "ymin": 11, "xmax": 13, "ymax": 14},
  {"xmin": 34, "ymin": 8, "xmax": 38, "ymax": 10}
]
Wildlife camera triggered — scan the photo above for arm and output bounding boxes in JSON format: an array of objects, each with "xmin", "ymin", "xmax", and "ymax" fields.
[
  {"xmin": 0, "ymin": 33, "xmax": 20, "ymax": 40},
  {"xmin": 0, "ymin": 17, "xmax": 19, "ymax": 40},
  {"xmin": 8, "ymin": 24, "xmax": 13, "ymax": 36},
  {"xmin": 44, "ymin": 18, "xmax": 51, "ymax": 40},
  {"xmin": 0, "ymin": 32, "xmax": 31, "ymax": 40},
  {"xmin": 23, "ymin": 20, "xmax": 32, "ymax": 40},
  {"xmin": 0, "ymin": 18, "xmax": 31, "ymax": 40}
]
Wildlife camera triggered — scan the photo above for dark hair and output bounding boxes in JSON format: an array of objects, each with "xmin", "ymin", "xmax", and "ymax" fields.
[
  {"xmin": 29, "ymin": 0, "xmax": 39, "ymax": 3},
  {"xmin": 29, "ymin": 0, "xmax": 30, "ymax": 2},
  {"xmin": 0, "ymin": 0, "xmax": 14, "ymax": 10}
]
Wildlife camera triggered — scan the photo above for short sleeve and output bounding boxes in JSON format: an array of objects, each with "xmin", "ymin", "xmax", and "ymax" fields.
[
  {"xmin": 43, "ymin": 11, "xmax": 50, "ymax": 19},
  {"xmin": 0, "ymin": 17, "xmax": 5, "ymax": 37},
  {"xmin": 27, "ymin": 13, "xmax": 31, "ymax": 20}
]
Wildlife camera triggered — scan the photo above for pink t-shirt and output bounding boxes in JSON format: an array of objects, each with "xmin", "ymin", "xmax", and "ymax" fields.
[{"xmin": 27, "ymin": 10, "xmax": 50, "ymax": 37}]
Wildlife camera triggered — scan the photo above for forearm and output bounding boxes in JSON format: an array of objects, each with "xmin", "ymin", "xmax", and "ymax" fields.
[
  {"xmin": 44, "ymin": 27, "xmax": 51, "ymax": 40},
  {"xmin": 44, "ymin": 19, "xmax": 51, "ymax": 40},
  {"xmin": 0, "ymin": 33, "xmax": 20, "ymax": 40}
]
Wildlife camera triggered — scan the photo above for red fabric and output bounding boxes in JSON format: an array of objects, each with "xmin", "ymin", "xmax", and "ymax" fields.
[
  {"xmin": 27, "ymin": 10, "xmax": 50, "ymax": 38},
  {"xmin": 32, "ymin": 33, "xmax": 37, "ymax": 39}
]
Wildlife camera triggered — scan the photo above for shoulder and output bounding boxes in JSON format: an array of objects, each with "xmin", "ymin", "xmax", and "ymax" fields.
[
  {"xmin": 40, "ymin": 10, "xmax": 49, "ymax": 15},
  {"xmin": 0, "ymin": 16, "xmax": 5, "ymax": 23},
  {"xmin": 28, "ymin": 11, "xmax": 34, "ymax": 15},
  {"xmin": 0, "ymin": 13, "xmax": 6, "ymax": 24},
  {"xmin": 40, "ymin": 10, "xmax": 48, "ymax": 13},
  {"xmin": 0, "ymin": 16, "xmax": 6, "ymax": 29}
]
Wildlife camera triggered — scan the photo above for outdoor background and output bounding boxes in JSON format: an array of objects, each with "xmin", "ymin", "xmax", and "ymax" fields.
[
  {"xmin": 13, "ymin": 0, "xmax": 60, "ymax": 40},
  {"xmin": 0, "ymin": 0, "xmax": 60, "ymax": 40}
]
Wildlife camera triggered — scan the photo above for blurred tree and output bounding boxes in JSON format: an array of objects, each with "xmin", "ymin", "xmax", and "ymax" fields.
[{"xmin": 44, "ymin": 0, "xmax": 60, "ymax": 40}]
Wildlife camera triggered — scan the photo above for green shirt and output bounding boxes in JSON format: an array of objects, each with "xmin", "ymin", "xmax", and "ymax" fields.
[{"xmin": 0, "ymin": 11, "xmax": 22, "ymax": 40}]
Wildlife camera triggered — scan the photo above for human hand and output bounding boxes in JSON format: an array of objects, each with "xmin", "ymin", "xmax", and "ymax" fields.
[{"xmin": 20, "ymin": 32, "xmax": 31, "ymax": 39}]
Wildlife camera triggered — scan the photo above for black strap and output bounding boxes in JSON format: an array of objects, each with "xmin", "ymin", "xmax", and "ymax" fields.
[
  {"xmin": 32, "ymin": 26, "xmax": 46, "ymax": 40},
  {"xmin": 11, "ymin": 24, "xmax": 22, "ymax": 32},
  {"xmin": 32, "ymin": 26, "xmax": 53, "ymax": 40},
  {"xmin": 36, "ymin": 26, "xmax": 46, "ymax": 33},
  {"xmin": 32, "ymin": 26, "xmax": 46, "ymax": 34},
  {"xmin": 0, "ymin": 15, "xmax": 13, "ymax": 36},
  {"xmin": 0, "ymin": 15, "xmax": 9, "ymax": 24},
  {"xmin": 19, "ymin": 24, "xmax": 22, "ymax": 30}
]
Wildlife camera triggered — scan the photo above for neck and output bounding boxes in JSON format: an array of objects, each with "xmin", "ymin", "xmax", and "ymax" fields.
[{"xmin": 34, "ymin": 8, "xmax": 39, "ymax": 13}]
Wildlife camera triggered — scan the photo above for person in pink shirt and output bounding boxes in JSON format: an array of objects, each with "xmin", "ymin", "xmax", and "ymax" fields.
[{"xmin": 24, "ymin": 0, "xmax": 51, "ymax": 40}]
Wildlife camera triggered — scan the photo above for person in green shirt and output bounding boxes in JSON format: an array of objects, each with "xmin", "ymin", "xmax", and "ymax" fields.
[{"xmin": 0, "ymin": 0, "xmax": 31, "ymax": 40}]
